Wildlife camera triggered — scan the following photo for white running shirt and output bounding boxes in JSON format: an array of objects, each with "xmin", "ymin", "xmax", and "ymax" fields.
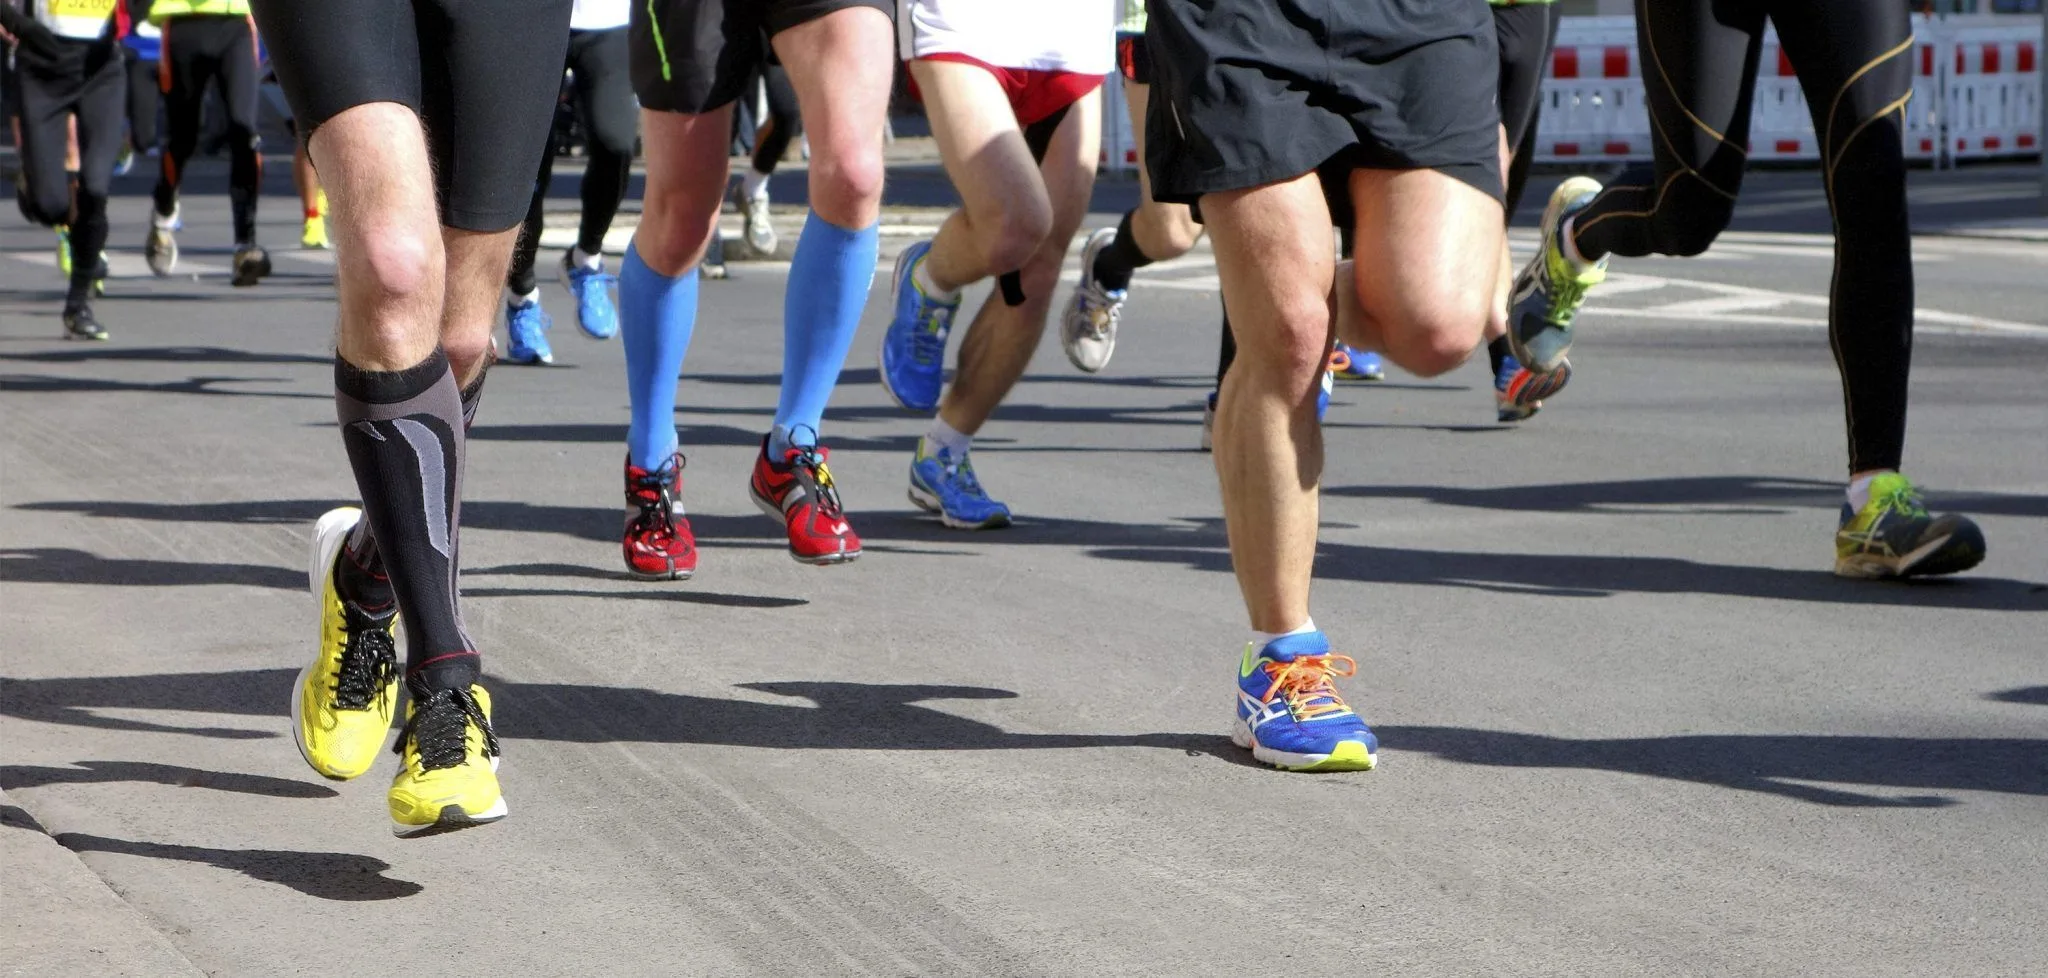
[
  {"xmin": 897, "ymin": 0, "xmax": 1115, "ymax": 75},
  {"xmin": 571, "ymin": 0, "xmax": 628, "ymax": 31}
]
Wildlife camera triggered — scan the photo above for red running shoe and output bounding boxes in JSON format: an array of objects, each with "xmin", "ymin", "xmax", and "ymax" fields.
[
  {"xmin": 622, "ymin": 454, "xmax": 696, "ymax": 580},
  {"xmin": 749, "ymin": 436, "xmax": 861, "ymax": 565}
]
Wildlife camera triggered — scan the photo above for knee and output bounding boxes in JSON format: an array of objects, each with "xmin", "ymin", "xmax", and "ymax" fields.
[
  {"xmin": 1233, "ymin": 301, "xmax": 1333, "ymax": 392},
  {"xmin": 589, "ymin": 116, "xmax": 636, "ymax": 163},
  {"xmin": 1376, "ymin": 296, "xmax": 1487, "ymax": 378},
  {"xmin": 353, "ymin": 223, "xmax": 439, "ymax": 308},
  {"xmin": 982, "ymin": 200, "xmax": 1053, "ymax": 275},
  {"xmin": 632, "ymin": 193, "xmax": 718, "ymax": 274},
  {"xmin": 807, "ymin": 151, "xmax": 884, "ymax": 226},
  {"xmin": 1652, "ymin": 193, "xmax": 1732, "ymax": 257}
]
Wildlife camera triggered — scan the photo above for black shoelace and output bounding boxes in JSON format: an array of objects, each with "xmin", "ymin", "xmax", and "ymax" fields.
[
  {"xmin": 627, "ymin": 458, "xmax": 684, "ymax": 541},
  {"xmin": 395, "ymin": 686, "xmax": 499, "ymax": 772},
  {"xmin": 331, "ymin": 614, "xmax": 397, "ymax": 710},
  {"xmin": 785, "ymin": 427, "xmax": 845, "ymax": 519}
]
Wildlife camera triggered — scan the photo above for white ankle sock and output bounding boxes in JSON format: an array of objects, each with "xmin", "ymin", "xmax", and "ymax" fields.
[
  {"xmin": 509, "ymin": 287, "xmax": 540, "ymax": 308},
  {"xmin": 923, "ymin": 417, "xmax": 971, "ymax": 458},
  {"xmin": 912, "ymin": 253, "xmax": 959, "ymax": 302},
  {"xmin": 741, "ymin": 168, "xmax": 771, "ymax": 202},
  {"xmin": 1847, "ymin": 471, "xmax": 1889, "ymax": 511},
  {"xmin": 569, "ymin": 246, "xmax": 603, "ymax": 271},
  {"xmin": 1249, "ymin": 618, "xmax": 1317, "ymax": 650}
]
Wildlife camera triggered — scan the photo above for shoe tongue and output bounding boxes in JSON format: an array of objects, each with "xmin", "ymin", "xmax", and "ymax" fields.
[{"xmin": 1262, "ymin": 631, "xmax": 1330, "ymax": 662}]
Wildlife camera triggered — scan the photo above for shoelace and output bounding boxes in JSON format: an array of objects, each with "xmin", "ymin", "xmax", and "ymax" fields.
[
  {"xmin": 1328, "ymin": 348, "xmax": 1353, "ymax": 374},
  {"xmin": 396, "ymin": 686, "xmax": 499, "ymax": 772},
  {"xmin": 627, "ymin": 461, "xmax": 682, "ymax": 543},
  {"xmin": 786, "ymin": 429, "xmax": 846, "ymax": 518},
  {"xmin": 1873, "ymin": 480, "xmax": 1930, "ymax": 519},
  {"xmin": 331, "ymin": 623, "xmax": 397, "ymax": 710},
  {"xmin": 1260, "ymin": 654, "xmax": 1359, "ymax": 723},
  {"xmin": 944, "ymin": 454, "xmax": 988, "ymax": 499},
  {"xmin": 1079, "ymin": 282, "xmax": 1123, "ymax": 338},
  {"xmin": 911, "ymin": 303, "xmax": 954, "ymax": 366}
]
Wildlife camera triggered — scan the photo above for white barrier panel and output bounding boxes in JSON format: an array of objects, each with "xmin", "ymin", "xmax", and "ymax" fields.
[{"xmin": 1098, "ymin": 15, "xmax": 2040, "ymax": 173}]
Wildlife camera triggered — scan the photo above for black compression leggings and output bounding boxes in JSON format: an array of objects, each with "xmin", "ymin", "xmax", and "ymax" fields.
[
  {"xmin": 749, "ymin": 61, "xmax": 800, "ymax": 175},
  {"xmin": 155, "ymin": 14, "xmax": 261, "ymax": 244},
  {"xmin": 1569, "ymin": 0, "xmax": 1916, "ymax": 475},
  {"xmin": 510, "ymin": 26, "xmax": 636, "ymax": 294}
]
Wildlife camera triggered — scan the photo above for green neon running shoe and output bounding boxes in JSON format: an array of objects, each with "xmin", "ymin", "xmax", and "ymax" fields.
[
  {"xmin": 1507, "ymin": 176, "xmax": 1609, "ymax": 374},
  {"xmin": 1835, "ymin": 473, "xmax": 1986, "ymax": 579}
]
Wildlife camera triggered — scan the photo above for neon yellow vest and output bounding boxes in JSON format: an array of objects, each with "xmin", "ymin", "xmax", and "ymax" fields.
[{"xmin": 150, "ymin": 0, "xmax": 252, "ymax": 25}]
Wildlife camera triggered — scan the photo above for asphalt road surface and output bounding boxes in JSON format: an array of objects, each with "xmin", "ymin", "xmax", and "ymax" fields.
[{"xmin": 3, "ymin": 163, "xmax": 2045, "ymax": 977}]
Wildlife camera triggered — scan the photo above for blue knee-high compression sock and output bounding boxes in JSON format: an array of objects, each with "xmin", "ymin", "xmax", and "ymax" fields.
[
  {"xmin": 620, "ymin": 243, "xmax": 699, "ymax": 470},
  {"xmin": 772, "ymin": 213, "xmax": 879, "ymax": 456}
]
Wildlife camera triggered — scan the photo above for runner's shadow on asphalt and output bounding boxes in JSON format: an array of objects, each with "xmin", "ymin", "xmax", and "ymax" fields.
[
  {"xmin": 53, "ymin": 833, "xmax": 421, "ymax": 901},
  {"xmin": 0, "ymin": 373, "xmax": 327, "ymax": 399},
  {"xmin": 0, "ymin": 345, "xmax": 331, "ymax": 366},
  {"xmin": 0, "ymin": 761, "xmax": 336, "ymax": 798},
  {"xmin": 0, "ymin": 547, "xmax": 301, "ymax": 590},
  {"xmin": 1381, "ymin": 725, "xmax": 2048, "ymax": 807},
  {"xmin": 1988, "ymin": 686, "xmax": 2048, "ymax": 705},
  {"xmin": 1325, "ymin": 475, "xmax": 2048, "ymax": 519},
  {"xmin": 1087, "ymin": 537, "xmax": 2048, "ymax": 612},
  {"xmin": 0, "ymin": 668, "xmax": 1250, "ymax": 766}
]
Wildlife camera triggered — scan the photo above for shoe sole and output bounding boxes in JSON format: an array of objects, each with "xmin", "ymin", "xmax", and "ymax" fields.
[
  {"xmin": 293, "ymin": 507, "xmax": 375, "ymax": 782},
  {"xmin": 625, "ymin": 563, "xmax": 695, "ymax": 582},
  {"xmin": 1498, "ymin": 360, "xmax": 1572, "ymax": 423},
  {"xmin": 1061, "ymin": 228, "xmax": 1119, "ymax": 374},
  {"xmin": 393, "ymin": 798, "xmax": 509, "ymax": 838},
  {"xmin": 1231, "ymin": 719, "xmax": 1377, "ymax": 773},
  {"xmin": 1834, "ymin": 522, "xmax": 1987, "ymax": 580},
  {"xmin": 749, "ymin": 486, "xmax": 862, "ymax": 565},
  {"xmin": 907, "ymin": 483, "xmax": 1011, "ymax": 530}
]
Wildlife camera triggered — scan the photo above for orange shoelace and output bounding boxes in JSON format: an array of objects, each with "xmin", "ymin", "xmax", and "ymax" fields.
[
  {"xmin": 1328, "ymin": 348, "xmax": 1353, "ymax": 374},
  {"xmin": 1260, "ymin": 654, "xmax": 1358, "ymax": 722}
]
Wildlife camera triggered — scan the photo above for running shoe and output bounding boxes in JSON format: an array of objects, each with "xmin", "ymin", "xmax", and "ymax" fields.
[
  {"xmin": 504, "ymin": 296, "xmax": 555, "ymax": 365},
  {"xmin": 749, "ymin": 435, "xmax": 862, "ymax": 565},
  {"xmin": 558, "ymin": 251, "xmax": 620, "ymax": 340},
  {"xmin": 1834, "ymin": 473, "xmax": 1987, "ymax": 579},
  {"xmin": 55, "ymin": 225, "xmax": 70, "ymax": 276},
  {"xmin": 231, "ymin": 244, "xmax": 271, "ymax": 287},
  {"xmin": 294, "ymin": 507, "xmax": 400, "ymax": 781},
  {"xmin": 1059, "ymin": 227, "xmax": 1127, "ymax": 373},
  {"xmin": 1329, "ymin": 343, "xmax": 1384, "ymax": 382},
  {"xmin": 622, "ymin": 453, "xmax": 696, "ymax": 580},
  {"xmin": 735, "ymin": 180, "xmax": 777, "ymax": 257},
  {"xmin": 62, "ymin": 305, "xmax": 109, "ymax": 342},
  {"xmin": 146, "ymin": 208, "xmax": 179, "ymax": 278},
  {"xmin": 1494, "ymin": 352, "xmax": 1570, "ymax": 423},
  {"xmin": 1317, "ymin": 367, "xmax": 1333, "ymax": 422},
  {"xmin": 1507, "ymin": 176, "xmax": 1608, "ymax": 374},
  {"xmin": 1232, "ymin": 630, "xmax": 1377, "ymax": 772},
  {"xmin": 908, "ymin": 441, "xmax": 1011, "ymax": 530},
  {"xmin": 114, "ymin": 145, "xmax": 134, "ymax": 177},
  {"xmin": 700, "ymin": 232, "xmax": 729, "ymax": 280},
  {"xmin": 388, "ymin": 681, "xmax": 505, "ymax": 837},
  {"xmin": 302, "ymin": 213, "xmax": 329, "ymax": 250},
  {"xmin": 91, "ymin": 254, "xmax": 108, "ymax": 297},
  {"xmin": 879, "ymin": 240, "xmax": 960, "ymax": 412}
]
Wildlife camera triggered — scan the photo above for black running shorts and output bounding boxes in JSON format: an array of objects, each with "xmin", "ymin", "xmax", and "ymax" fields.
[
  {"xmin": 630, "ymin": 0, "xmax": 892, "ymax": 114},
  {"xmin": 1144, "ymin": 0, "xmax": 1502, "ymax": 209},
  {"xmin": 251, "ymin": 0, "xmax": 572, "ymax": 231}
]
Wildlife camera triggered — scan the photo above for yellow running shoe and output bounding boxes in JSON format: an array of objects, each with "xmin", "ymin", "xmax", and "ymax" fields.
[
  {"xmin": 1835, "ymin": 473, "xmax": 1986, "ymax": 579},
  {"xmin": 302, "ymin": 213, "xmax": 329, "ymax": 250},
  {"xmin": 293, "ymin": 507, "xmax": 400, "ymax": 780},
  {"xmin": 1506, "ymin": 176, "xmax": 1609, "ymax": 374},
  {"xmin": 389, "ymin": 682, "xmax": 506, "ymax": 837}
]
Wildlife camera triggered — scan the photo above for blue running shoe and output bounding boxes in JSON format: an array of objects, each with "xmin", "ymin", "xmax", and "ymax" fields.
[
  {"xmin": 504, "ymin": 297, "xmax": 554, "ymax": 365},
  {"xmin": 880, "ymin": 241, "xmax": 961, "ymax": 412},
  {"xmin": 908, "ymin": 441, "xmax": 1011, "ymax": 530},
  {"xmin": 1233, "ymin": 631, "xmax": 1376, "ymax": 772},
  {"xmin": 1330, "ymin": 343, "xmax": 1384, "ymax": 382},
  {"xmin": 1494, "ymin": 351, "xmax": 1570, "ymax": 423},
  {"xmin": 559, "ymin": 252, "xmax": 619, "ymax": 339},
  {"xmin": 1316, "ymin": 368, "xmax": 1333, "ymax": 423}
]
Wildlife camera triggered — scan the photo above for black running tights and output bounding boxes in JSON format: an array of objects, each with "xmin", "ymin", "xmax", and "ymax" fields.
[
  {"xmin": 155, "ymin": 14, "xmax": 262, "ymax": 244},
  {"xmin": 1569, "ymin": 0, "xmax": 1916, "ymax": 475},
  {"xmin": 510, "ymin": 26, "xmax": 636, "ymax": 294}
]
